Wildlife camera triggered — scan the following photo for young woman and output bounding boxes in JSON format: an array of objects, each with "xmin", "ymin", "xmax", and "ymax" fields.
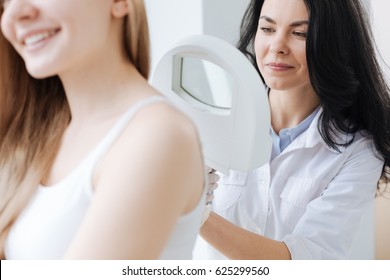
[
  {"xmin": 0, "ymin": 0, "xmax": 205, "ymax": 259},
  {"xmin": 195, "ymin": 0, "xmax": 390, "ymax": 259}
]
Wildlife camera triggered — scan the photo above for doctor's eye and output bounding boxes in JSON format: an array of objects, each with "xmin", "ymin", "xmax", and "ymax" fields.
[
  {"xmin": 292, "ymin": 31, "xmax": 307, "ymax": 39},
  {"xmin": 259, "ymin": 27, "xmax": 275, "ymax": 34}
]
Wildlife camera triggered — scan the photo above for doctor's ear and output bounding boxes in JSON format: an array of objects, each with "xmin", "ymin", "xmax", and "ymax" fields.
[{"xmin": 111, "ymin": 0, "xmax": 129, "ymax": 18}]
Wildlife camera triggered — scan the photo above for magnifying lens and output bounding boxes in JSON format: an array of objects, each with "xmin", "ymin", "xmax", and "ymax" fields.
[{"xmin": 151, "ymin": 35, "xmax": 271, "ymax": 174}]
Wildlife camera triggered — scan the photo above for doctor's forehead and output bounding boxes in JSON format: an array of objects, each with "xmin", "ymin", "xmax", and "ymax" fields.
[{"xmin": 259, "ymin": 0, "xmax": 309, "ymax": 22}]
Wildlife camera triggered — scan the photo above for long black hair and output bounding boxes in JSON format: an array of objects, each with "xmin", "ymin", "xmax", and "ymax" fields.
[{"xmin": 238, "ymin": 0, "xmax": 390, "ymax": 182}]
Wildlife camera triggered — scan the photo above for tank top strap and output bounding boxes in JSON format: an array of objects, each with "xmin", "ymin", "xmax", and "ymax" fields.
[{"xmin": 87, "ymin": 95, "xmax": 167, "ymax": 166}]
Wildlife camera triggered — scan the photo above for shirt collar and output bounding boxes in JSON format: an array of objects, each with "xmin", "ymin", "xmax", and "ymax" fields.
[
  {"xmin": 302, "ymin": 107, "xmax": 353, "ymax": 153},
  {"xmin": 271, "ymin": 106, "xmax": 320, "ymax": 155}
]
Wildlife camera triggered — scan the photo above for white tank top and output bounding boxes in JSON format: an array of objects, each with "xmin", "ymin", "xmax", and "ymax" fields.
[{"xmin": 4, "ymin": 96, "xmax": 205, "ymax": 260}]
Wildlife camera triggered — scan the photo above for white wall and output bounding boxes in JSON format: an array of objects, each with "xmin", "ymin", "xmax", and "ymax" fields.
[
  {"xmin": 144, "ymin": 0, "xmax": 203, "ymax": 71},
  {"xmin": 372, "ymin": 0, "xmax": 390, "ymax": 83},
  {"xmin": 370, "ymin": 0, "xmax": 390, "ymax": 260},
  {"xmin": 144, "ymin": 0, "xmax": 250, "ymax": 72},
  {"xmin": 202, "ymin": 0, "xmax": 250, "ymax": 46}
]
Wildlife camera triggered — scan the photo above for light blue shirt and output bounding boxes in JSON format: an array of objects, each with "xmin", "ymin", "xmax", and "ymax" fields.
[{"xmin": 271, "ymin": 107, "xmax": 320, "ymax": 160}]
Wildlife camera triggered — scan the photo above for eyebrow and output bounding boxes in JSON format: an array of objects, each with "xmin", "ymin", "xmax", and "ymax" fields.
[{"xmin": 259, "ymin": 16, "xmax": 309, "ymax": 27}]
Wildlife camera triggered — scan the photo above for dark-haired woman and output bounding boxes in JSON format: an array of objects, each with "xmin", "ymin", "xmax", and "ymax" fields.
[{"xmin": 194, "ymin": 0, "xmax": 390, "ymax": 259}]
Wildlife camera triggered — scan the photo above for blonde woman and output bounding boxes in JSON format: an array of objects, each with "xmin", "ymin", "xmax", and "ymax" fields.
[{"xmin": 0, "ymin": 0, "xmax": 205, "ymax": 259}]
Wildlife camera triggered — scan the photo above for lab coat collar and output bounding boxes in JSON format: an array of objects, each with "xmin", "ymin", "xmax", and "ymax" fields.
[{"xmin": 289, "ymin": 107, "xmax": 353, "ymax": 154}]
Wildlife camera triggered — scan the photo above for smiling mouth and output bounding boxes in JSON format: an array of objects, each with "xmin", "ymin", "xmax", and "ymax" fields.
[
  {"xmin": 266, "ymin": 63, "xmax": 295, "ymax": 72},
  {"xmin": 23, "ymin": 29, "xmax": 60, "ymax": 46},
  {"xmin": 267, "ymin": 63, "xmax": 293, "ymax": 68}
]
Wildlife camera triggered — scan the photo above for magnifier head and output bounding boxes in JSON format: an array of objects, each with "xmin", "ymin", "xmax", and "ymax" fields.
[{"xmin": 151, "ymin": 35, "xmax": 271, "ymax": 174}]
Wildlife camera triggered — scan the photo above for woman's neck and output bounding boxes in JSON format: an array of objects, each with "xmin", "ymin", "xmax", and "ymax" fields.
[
  {"xmin": 59, "ymin": 60, "xmax": 147, "ymax": 126},
  {"xmin": 269, "ymin": 86, "xmax": 320, "ymax": 134}
]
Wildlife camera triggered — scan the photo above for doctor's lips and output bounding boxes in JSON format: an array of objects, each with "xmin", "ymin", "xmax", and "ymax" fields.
[
  {"xmin": 266, "ymin": 63, "xmax": 294, "ymax": 71},
  {"xmin": 19, "ymin": 28, "xmax": 61, "ymax": 46}
]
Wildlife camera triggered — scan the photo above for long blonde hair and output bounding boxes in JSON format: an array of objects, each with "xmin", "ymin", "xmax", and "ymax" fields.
[{"xmin": 0, "ymin": 0, "xmax": 150, "ymax": 258}]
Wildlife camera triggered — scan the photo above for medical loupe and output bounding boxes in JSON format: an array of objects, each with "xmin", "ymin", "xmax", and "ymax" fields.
[{"xmin": 151, "ymin": 35, "xmax": 271, "ymax": 174}]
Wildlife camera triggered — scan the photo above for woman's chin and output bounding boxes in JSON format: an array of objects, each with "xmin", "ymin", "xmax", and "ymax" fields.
[{"xmin": 26, "ymin": 67, "xmax": 56, "ymax": 80}]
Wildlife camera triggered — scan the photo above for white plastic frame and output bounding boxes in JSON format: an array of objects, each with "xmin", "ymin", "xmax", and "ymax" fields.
[{"xmin": 151, "ymin": 35, "xmax": 271, "ymax": 174}]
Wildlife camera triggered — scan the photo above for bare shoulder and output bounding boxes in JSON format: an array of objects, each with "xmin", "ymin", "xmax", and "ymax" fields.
[
  {"xmin": 96, "ymin": 94, "xmax": 204, "ymax": 213},
  {"xmin": 131, "ymin": 83, "xmax": 199, "ymax": 142},
  {"xmin": 140, "ymin": 98, "xmax": 198, "ymax": 137},
  {"xmin": 107, "ymin": 92, "xmax": 203, "ymax": 166},
  {"xmin": 124, "ymin": 95, "xmax": 203, "ymax": 175}
]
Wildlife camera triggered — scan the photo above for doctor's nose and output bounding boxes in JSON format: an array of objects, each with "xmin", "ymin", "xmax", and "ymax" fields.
[{"xmin": 269, "ymin": 37, "xmax": 290, "ymax": 55}]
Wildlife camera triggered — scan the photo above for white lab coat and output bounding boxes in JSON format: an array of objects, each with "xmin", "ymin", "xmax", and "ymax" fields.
[{"xmin": 193, "ymin": 108, "xmax": 384, "ymax": 259}]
